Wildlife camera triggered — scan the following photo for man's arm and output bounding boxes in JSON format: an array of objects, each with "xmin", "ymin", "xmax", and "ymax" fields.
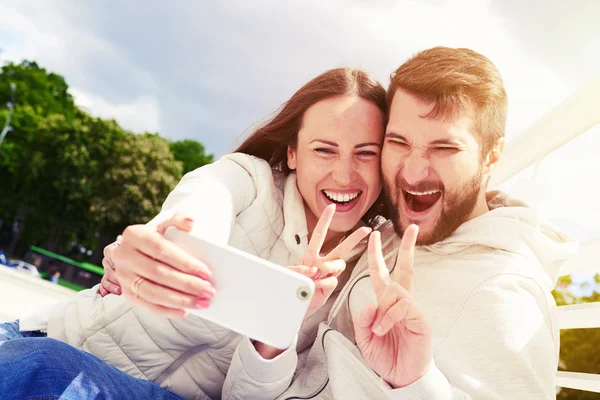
[{"xmin": 387, "ymin": 274, "xmax": 558, "ymax": 399}]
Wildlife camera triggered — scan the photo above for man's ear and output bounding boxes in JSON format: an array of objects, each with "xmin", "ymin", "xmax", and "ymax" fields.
[
  {"xmin": 483, "ymin": 137, "xmax": 505, "ymax": 175},
  {"xmin": 287, "ymin": 145, "xmax": 297, "ymax": 170}
]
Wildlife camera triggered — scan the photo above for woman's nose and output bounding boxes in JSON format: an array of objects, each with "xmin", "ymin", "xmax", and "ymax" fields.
[{"xmin": 332, "ymin": 159, "xmax": 355, "ymax": 186}]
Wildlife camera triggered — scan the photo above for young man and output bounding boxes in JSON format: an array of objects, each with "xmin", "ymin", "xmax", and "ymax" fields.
[{"xmin": 222, "ymin": 47, "xmax": 577, "ymax": 399}]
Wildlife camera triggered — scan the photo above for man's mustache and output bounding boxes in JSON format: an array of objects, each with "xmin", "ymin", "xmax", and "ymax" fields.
[{"xmin": 394, "ymin": 177, "xmax": 445, "ymax": 194}]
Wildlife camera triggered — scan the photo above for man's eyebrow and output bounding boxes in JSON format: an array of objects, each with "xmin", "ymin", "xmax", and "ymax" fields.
[
  {"xmin": 384, "ymin": 132, "xmax": 409, "ymax": 142},
  {"xmin": 430, "ymin": 138, "xmax": 466, "ymax": 146},
  {"xmin": 355, "ymin": 142, "xmax": 381, "ymax": 149}
]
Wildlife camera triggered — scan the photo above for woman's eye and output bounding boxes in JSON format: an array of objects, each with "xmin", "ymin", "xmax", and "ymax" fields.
[
  {"xmin": 315, "ymin": 148, "xmax": 335, "ymax": 155},
  {"xmin": 357, "ymin": 151, "xmax": 378, "ymax": 157}
]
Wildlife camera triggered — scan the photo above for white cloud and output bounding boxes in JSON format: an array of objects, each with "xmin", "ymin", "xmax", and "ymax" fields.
[
  {"xmin": 70, "ymin": 88, "xmax": 161, "ymax": 133},
  {"xmin": 1, "ymin": 0, "xmax": 598, "ymax": 239}
]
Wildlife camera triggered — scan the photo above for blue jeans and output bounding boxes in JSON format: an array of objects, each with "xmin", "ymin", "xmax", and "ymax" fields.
[
  {"xmin": 0, "ymin": 323, "xmax": 182, "ymax": 400},
  {"xmin": 0, "ymin": 320, "xmax": 47, "ymax": 341}
]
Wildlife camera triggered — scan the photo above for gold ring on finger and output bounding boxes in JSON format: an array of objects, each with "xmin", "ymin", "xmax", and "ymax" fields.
[{"xmin": 131, "ymin": 276, "xmax": 146, "ymax": 300}]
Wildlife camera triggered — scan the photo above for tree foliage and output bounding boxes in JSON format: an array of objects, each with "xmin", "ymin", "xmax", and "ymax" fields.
[
  {"xmin": 169, "ymin": 139, "xmax": 214, "ymax": 175},
  {"xmin": 554, "ymin": 274, "xmax": 600, "ymax": 400},
  {"xmin": 0, "ymin": 59, "xmax": 213, "ymax": 258}
]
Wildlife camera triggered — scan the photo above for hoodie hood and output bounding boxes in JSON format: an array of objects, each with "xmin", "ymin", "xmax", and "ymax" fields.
[{"xmin": 424, "ymin": 191, "xmax": 579, "ymax": 284}]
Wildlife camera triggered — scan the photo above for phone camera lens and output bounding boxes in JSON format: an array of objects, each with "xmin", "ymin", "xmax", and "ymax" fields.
[{"xmin": 297, "ymin": 287, "xmax": 311, "ymax": 301}]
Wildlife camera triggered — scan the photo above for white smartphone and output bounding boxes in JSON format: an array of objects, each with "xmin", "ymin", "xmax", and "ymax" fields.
[{"xmin": 164, "ymin": 227, "xmax": 315, "ymax": 349}]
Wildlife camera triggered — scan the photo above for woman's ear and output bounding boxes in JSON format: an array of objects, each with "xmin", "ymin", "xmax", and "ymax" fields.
[
  {"xmin": 287, "ymin": 145, "xmax": 297, "ymax": 170},
  {"xmin": 483, "ymin": 137, "xmax": 505, "ymax": 175}
]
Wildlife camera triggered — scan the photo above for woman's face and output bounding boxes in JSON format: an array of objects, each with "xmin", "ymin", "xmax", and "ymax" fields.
[{"xmin": 287, "ymin": 95, "xmax": 384, "ymax": 233}]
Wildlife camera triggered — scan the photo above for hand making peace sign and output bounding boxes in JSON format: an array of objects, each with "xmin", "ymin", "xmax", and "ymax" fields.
[
  {"xmin": 288, "ymin": 204, "xmax": 372, "ymax": 318},
  {"xmin": 353, "ymin": 225, "xmax": 433, "ymax": 389}
]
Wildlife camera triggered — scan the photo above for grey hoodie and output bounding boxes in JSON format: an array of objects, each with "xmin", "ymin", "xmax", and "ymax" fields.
[{"xmin": 223, "ymin": 193, "xmax": 578, "ymax": 399}]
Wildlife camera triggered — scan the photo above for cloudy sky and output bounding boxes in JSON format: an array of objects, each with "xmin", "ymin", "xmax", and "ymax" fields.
[{"xmin": 1, "ymin": 0, "xmax": 599, "ymax": 241}]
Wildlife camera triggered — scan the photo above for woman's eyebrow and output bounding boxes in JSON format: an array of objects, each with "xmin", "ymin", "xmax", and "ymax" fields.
[{"xmin": 309, "ymin": 139, "xmax": 338, "ymax": 147}]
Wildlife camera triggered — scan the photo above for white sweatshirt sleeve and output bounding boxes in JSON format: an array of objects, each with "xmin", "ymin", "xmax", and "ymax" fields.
[
  {"xmin": 147, "ymin": 153, "xmax": 260, "ymax": 244},
  {"xmin": 21, "ymin": 154, "xmax": 263, "ymax": 331},
  {"xmin": 222, "ymin": 336, "xmax": 298, "ymax": 400},
  {"xmin": 386, "ymin": 274, "xmax": 558, "ymax": 400}
]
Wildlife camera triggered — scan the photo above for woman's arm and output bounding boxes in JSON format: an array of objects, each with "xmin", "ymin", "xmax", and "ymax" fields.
[
  {"xmin": 109, "ymin": 154, "xmax": 271, "ymax": 315},
  {"xmin": 99, "ymin": 154, "xmax": 261, "ymax": 297}
]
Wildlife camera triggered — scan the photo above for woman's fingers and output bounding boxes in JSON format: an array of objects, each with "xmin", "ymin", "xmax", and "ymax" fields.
[
  {"xmin": 122, "ymin": 283, "xmax": 189, "ymax": 319},
  {"xmin": 120, "ymin": 225, "xmax": 212, "ymax": 280},
  {"xmin": 101, "ymin": 257, "xmax": 115, "ymax": 272},
  {"xmin": 304, "ymin": 204, "xmax": 336, "ymax": 265},
  {"xmin": 100, "ymin": 275, "xmax": 122, "ymax": 296},
  {"xmin": 326, "ymin": 227, "xmax": 371, "ymax": 261},
  {"xmin": 115, "ymin": 249, "xmax": 214, "ymax": 298},
  {"xmin": 314, "ymin": 259, "xmax": 345, "ymax": 280},
  {"xmin": 103, "ymin": 240, "xmax": 119, "ymax": 263},
  {"xmin": 100, "ymin": 253, "xmax": 122, "ymax": 296},
  {"xmin": 133, "ymin": 276, "xmax": 213, "ymax": 311},
  {"xmin": 313, "ymin": 276, "xmax": 338, "ymax": 294},
  {"xmin": 156, "ymin": 211, "xmax": 195, "ymax": 235},
  {"xmin": 288, "ymin": 260, "xmax": 345, "ymax": 280},
  {"xmin": 287, "ymin": 265, "xmax": 319, "ymax": 278}
]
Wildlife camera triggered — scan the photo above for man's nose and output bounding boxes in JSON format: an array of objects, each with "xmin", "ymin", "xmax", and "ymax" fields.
[{"xmin": 402, "ymin": 154, "xmax": 430, "ymax": 185}]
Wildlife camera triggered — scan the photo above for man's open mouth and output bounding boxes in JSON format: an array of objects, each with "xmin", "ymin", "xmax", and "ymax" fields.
[{"xmin": 403, "ymin": 189, "xmax": 442, "ymax": 213}]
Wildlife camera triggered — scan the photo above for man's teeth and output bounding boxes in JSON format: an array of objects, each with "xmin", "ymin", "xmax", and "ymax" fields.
[
  {"xmin": 323, "ymin": 190, "xmax": 360, "ymax": 203},
  {"xmin": 406, "ymin": 189, "xmax": 441, "ymax": 196}
]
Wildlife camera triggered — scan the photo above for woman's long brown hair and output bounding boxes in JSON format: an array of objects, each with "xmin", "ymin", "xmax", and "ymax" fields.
[{"xmin": 235, "ymin": 67, "xmax": 389, "ymax": 223}]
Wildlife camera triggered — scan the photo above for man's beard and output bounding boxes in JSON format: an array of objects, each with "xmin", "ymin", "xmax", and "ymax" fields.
[{"xmin": 384, "ymin": 169, "xmax": 484, "ymax": 245}]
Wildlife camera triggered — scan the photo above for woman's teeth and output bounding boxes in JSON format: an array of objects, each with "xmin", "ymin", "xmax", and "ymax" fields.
[{"xmin": 323, "ymin": 190, "xmax": 361, "ymax": 203}]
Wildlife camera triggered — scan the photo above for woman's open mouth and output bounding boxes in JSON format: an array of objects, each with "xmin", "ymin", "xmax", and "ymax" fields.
[
  {"xmin": 403, "ymin": 189, "xmax": 442, "ymax": 214},
  {"xmin": 322, "ymin": 190, "xmax": 362, "ymax": 212}
]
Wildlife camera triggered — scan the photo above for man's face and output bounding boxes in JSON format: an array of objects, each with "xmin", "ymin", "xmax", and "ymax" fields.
[{"xmin": 382, "ymin": 90, "xmax": 487, "ymax": 245}]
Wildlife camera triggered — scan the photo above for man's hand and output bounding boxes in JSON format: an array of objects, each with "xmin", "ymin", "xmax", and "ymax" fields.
[
  {"xmin": 353, "ymin": 226, "xmax": 432, "ymax": 389},
  {"xmin": 99, "ymin": 239, "xmax": 123, "ymax": 297}
]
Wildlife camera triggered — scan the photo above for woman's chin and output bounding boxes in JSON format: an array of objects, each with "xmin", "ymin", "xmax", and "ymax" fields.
[{"xmin": 329, "ymin": 216, "xmax": 362, "ymax": 233}]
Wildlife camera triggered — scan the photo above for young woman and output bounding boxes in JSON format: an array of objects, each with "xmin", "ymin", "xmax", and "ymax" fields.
[{"xmin": 0, "ymin": 67, "xmax": 388, "ymax": 400}]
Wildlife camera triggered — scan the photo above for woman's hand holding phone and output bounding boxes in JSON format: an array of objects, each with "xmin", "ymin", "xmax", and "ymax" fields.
[{"xmin": 114, "ymin": 212, "xmax": 215, "ymax": 318}]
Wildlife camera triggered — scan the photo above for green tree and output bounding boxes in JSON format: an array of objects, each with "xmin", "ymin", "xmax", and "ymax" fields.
[
  {"xmin": 169, "ymin": 139, "xmax": 214, "ymax": 176},
  {"xmin": 1, "ymin": 110, "xmax": 183, "ymax": 255},
  {"xmin": 0, "ymin": 58, "xmax": 213, "ymax": 266},
  {"xmin": 0, "ymin": 60, "xmax": 79, "ymax": 119},
  {"xmin": 554, "ymin": 274, "xmax": 600, "ymax": 400},
  {"xmin": 91, "ymin": 131, "xmax": 183, "ymax": 235}
]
